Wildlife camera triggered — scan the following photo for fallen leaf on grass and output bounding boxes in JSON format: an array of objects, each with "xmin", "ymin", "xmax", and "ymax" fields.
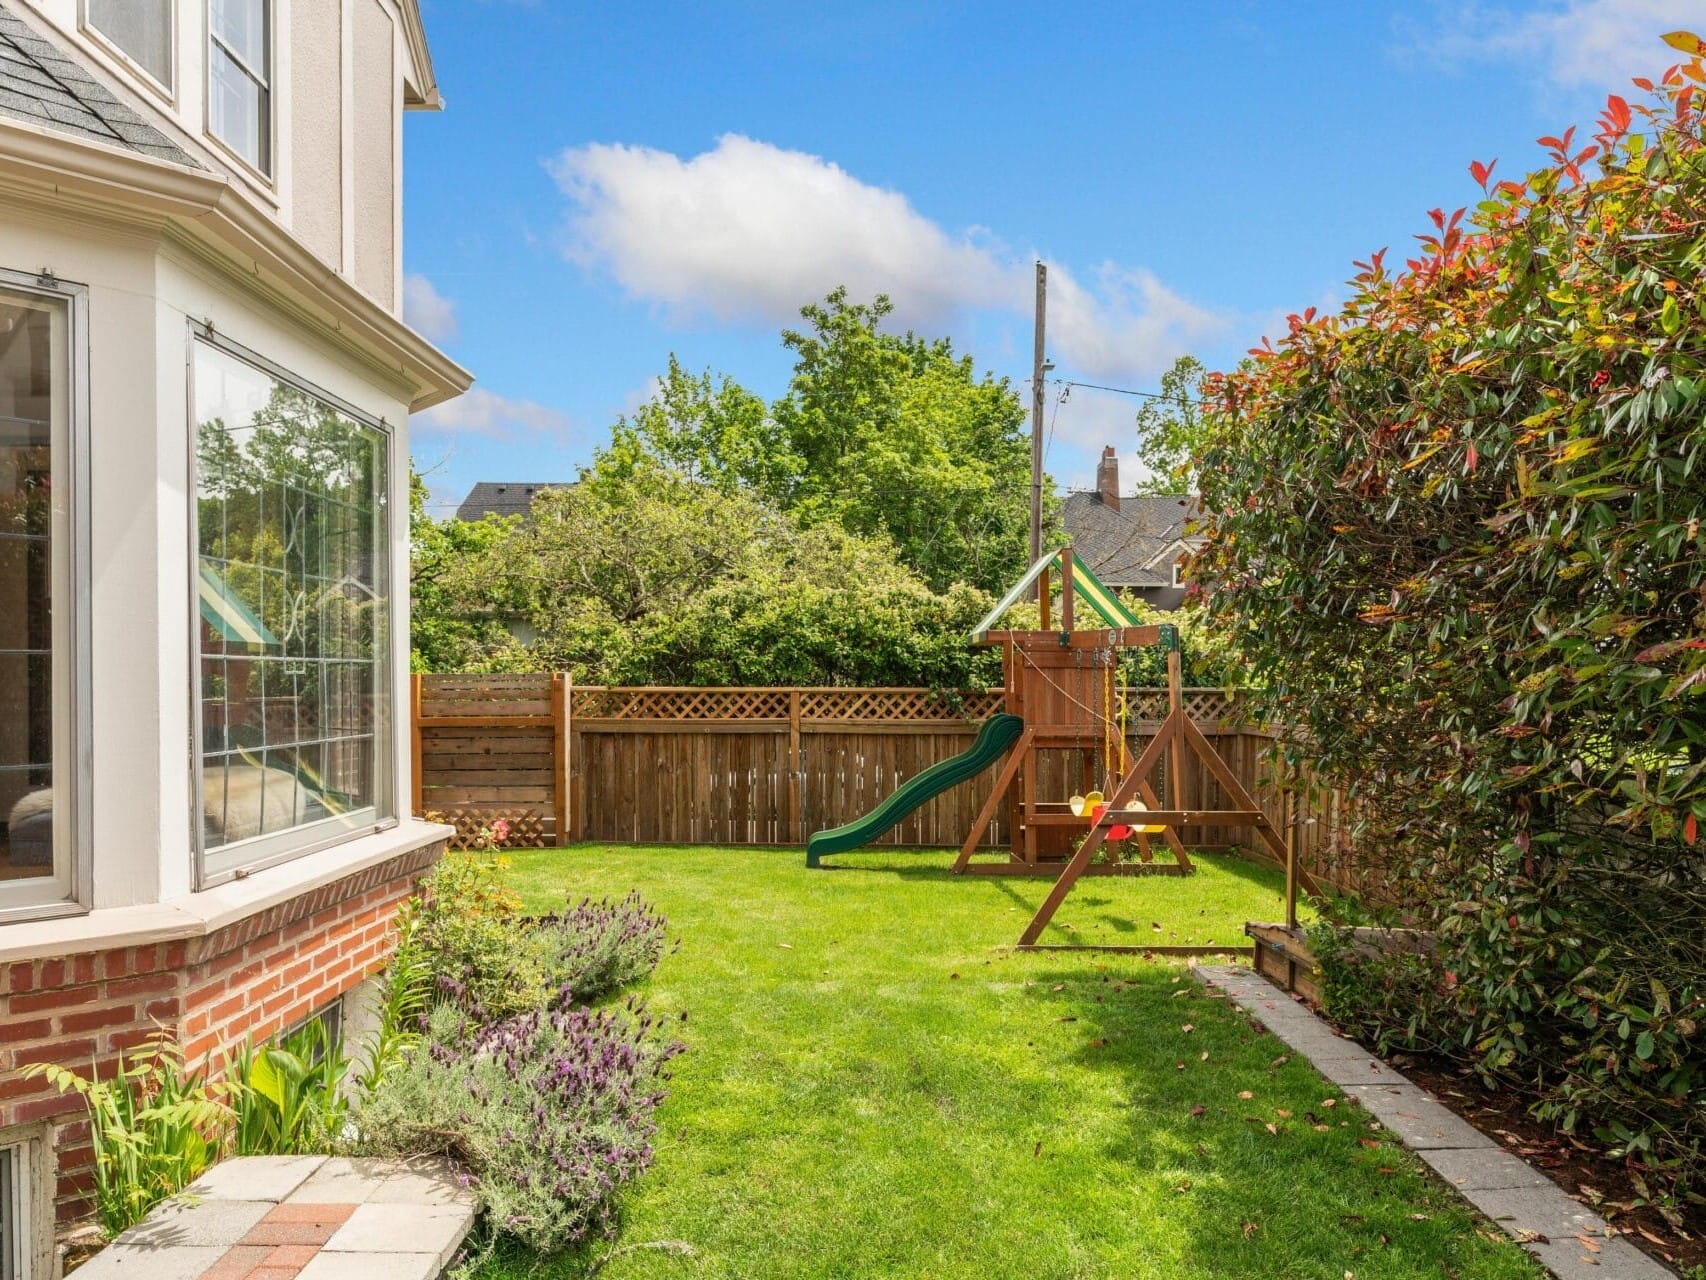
[
  {"xmin": 1033, "ymin": 1142, "xmax": 1043, "ymax": 1158},
  {"xmin": 1174, "ymin": 1180, "xmax": 1192, "ymax": 1193},
  {"xmin": 1322, "ymin": 1098, "xmax": 1337, "ymax": 1108},
  {"xmin": 1264, "ymin": 1123, "xmax": 1278, "ymax": 1135},
  {"xmin": 1409, "ymin": 1213, "xmax": 1430, "ymax": 1221},
  {"xmin": 1358, "ymin": 1138, "xmax": 1383, "ymax": 1149},
  {"xmin": 1271, "ymin": 1054, "xmax": 1290, "ymax": 1067},
  {"xmin": 1051, "ymin": 983, "xmax": 1065, "ymax": 992},
  {"xmin": 1189, "ymin": 1105, "xmax": 1207, "ymax": 1118},
  {"xmin": 1181, "ymin": 1023, "xmax": 1195, "ymax": 1033},
  {"xmin": 1058, "ymin": 1015, "xmax": 1078, "ymax": 1023},
  {"xmin": 1200, "ymin": 1051, "xmax": 1209, "ymax": 1061},
  {"xmin": 1275, "ymin": 1109, "xmax": 1292, "ymax": 1118},
  {"xmin": 1313, "ymin": 1124, "xmax": 1331, "ymax": 1132},
  {"xmin": 1242, "ymin": 1222, "xmax": 1260, "ymax": 1240},
  {"xmin": 1238, "ymin": 1090, "xmax": 1254, "ymax": 1100},
  {"xmin": 1176, "ymin": 1061, "xmax": 1187, "ymax": 1071}
]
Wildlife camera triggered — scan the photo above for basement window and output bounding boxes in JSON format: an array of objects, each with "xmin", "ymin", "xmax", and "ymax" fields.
[{"xmin": 0, "ymin": 1141, "xmax": 28, "ymax": 1280}]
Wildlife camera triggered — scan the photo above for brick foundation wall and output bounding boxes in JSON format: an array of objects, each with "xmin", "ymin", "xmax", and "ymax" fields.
[{"xmin": 0, "ymin": 838, "xmax": 444, "ymax": 1232}]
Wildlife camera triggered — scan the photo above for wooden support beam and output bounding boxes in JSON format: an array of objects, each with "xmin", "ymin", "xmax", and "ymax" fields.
[
  {"xmin": 953, "ymin": 727, "xmax": 1032, "ymax": 873},
  {"xmin": 551, "ymin": 672, "xmax": 569, "ymax": 846},
  {"xmin": 410, "ymin": 673, "xmax": 424, "ymax": 819},
  {"xmin": 1017, "ymin": 715, "xmax": 1179, "ymax": 945}
]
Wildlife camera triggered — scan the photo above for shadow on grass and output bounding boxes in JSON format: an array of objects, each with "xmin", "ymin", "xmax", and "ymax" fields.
[{"xmin": 1007, "ymin": 968, "xmax": 1529, "ymax": 1280}]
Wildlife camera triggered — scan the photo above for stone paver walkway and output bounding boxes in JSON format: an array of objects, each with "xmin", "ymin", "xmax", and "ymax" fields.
[
  {"xmin": 73, "ymin": 1154, "xmax": 476, "ymax": 1280},
  {"xmin": 1193, "ymin": 964, "xmax": 1676, "ymax": 1279}
]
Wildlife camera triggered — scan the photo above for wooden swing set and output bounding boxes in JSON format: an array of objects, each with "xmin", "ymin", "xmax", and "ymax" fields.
[{"xmin": 957, "ymin": 547, "xmax": 1317, "ymax": 950}]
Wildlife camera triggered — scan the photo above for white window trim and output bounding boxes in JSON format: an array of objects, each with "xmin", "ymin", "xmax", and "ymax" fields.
[
  {"xmin": 1172, "ymin": 560, "xmax": 1186, "ymax": 589},
  {"xmin": 185, "ymin": 322, "xmax": 396, "ymax": 890},
  {"xmin": 78, "ymin": 0, "xmax": 176, "ymax": 104},
  {"xmin": 0, "ymin": 268, "xmax": 92, "ymax": 926},
  {"xmin": 203, "ymin": 0, "xmax": 276, "ymax": 183}
]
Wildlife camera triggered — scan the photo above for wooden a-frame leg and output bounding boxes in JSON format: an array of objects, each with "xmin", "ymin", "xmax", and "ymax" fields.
[
  {"xmin": 1177, "ymin": 715, "xmax": 1321, "ymax": 898},
  {"xmin": 1136, "ymin": 777, "xmax": 1194, "ymax": 873},
  {"xmin": 1018, "ymin": 717, "xmax": 1177, "ymax": 946},
  {"xmin": 953, "ymin": 729, "xmax": 1033, "ymax": 874}
]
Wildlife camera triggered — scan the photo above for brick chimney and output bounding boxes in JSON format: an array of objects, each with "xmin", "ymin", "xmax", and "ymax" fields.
[{"xmin": 1096, "ymin": 446, "xmax": 1120, "ymax": 512}]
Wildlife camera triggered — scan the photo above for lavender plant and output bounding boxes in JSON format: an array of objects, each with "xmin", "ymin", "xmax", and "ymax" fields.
[
  {"xmin": 356, "ymin": 1000, "xmax": 684, "ymax": 1253},
  {"xmin": 532, "ymin": 891, "xmax": 671, "ymax": 1007}
]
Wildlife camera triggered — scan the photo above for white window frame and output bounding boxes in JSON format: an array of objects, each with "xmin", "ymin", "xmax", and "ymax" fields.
[
  {"xmin": 1172, "ymin": 559, "xmax": 1186, "ymax": 589},
  {"xmin": 186, "ymin": 324, "xmax": 396, "ymax": 889},
  {"xmin": 0, "ymin": 269, "xmax": 92, "ymax": 925},
  {"xmin": 79, "ymin": 0, "xmax": 176, "ymax": 102},
  {"xmin": 204, "ymin": 0, "xmax": 274, "ymax": 180},
  {"xmin": 0, "ymin": 1127, "xmax": 53, "ymax": 1280}
]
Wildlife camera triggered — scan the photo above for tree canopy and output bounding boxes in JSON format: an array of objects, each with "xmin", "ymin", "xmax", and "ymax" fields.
[{"xmin": 594, "ymin": 290, "xmax": 1045, "ymax": 593}]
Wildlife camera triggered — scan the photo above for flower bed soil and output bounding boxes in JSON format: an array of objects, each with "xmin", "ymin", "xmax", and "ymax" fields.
[{"xmin": 1391, "ymin": 1054, "xmax": 1704, "ymax": 1276}]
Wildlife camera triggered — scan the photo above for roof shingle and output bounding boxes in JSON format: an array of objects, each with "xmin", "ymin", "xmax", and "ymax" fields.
[
  {"xmin": 0, "ymin": 3, "xmax": 199, "ymax": 168},
  {"xmin": 1061, "ymin": 491, "xmax": 1197, "ymax": 588},
  {"xmin": 455, "ymin": 480, "xmax": 574, "ymax": 522}
]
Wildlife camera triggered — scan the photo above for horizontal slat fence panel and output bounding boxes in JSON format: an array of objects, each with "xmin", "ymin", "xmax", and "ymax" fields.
[{"xmin": 412, "ymin": 677, "xmax": 1360, "ymax": 891}]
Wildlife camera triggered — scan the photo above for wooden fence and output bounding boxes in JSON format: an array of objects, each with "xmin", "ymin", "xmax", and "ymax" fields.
[{"xmin": 411, "ymin": 675, "xmax": 1358, "ymax": 886}]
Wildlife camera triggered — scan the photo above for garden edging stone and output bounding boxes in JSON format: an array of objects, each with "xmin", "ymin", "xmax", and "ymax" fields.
[{"xmin": 1192, "ymin": 964, "xmax": 1677, "ymax": 1280}]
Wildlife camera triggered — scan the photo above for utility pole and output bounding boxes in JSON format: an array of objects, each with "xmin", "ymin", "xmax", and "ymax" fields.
[{"xmin": 1029, "ymin": 260, "xmax": 1047, "ymax": 579}]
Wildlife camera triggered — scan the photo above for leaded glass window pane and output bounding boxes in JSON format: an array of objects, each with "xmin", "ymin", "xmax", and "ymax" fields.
[{"xmin": 193, "ymin": 340, "xmax": 391, "ymax": 879}]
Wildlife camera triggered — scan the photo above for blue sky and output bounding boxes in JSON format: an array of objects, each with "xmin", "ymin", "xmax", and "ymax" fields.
[{"xmin": 403, "ymin": 0, "xmax": 1704, "ymax": 514}]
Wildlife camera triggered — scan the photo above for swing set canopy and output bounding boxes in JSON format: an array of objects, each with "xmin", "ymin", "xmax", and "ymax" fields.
[{"xmin": 971, "ymin": 547, "xmax": 1145, "ymax": 644}]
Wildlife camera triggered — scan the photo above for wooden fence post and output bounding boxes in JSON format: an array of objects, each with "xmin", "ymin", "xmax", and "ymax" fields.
[
  {"xmin": 788, "ymin": 689, "xmax": 803, "ymax": 844},
  {"xmin": 410, "ymin": 672, "xmax": 424, "ymax": 818},
  {"xmin": 552, "ymin": 672, "xmax": 569, "ymax": 847}
]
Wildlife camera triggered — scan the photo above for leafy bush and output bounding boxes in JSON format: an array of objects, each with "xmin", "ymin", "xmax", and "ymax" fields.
[
  {"xmin": 1194, "ymin": 44, "xmax": 1706, "ymax": 1209},
  {"xmin": 356, "ymin": 1001, "xmax": 683, "ymax": 1254},
  {"xmin": 226, "ymin": 1016, "xmax": 349, "ymax": 1156},
  {"xmin": 26, "ymin": 1037, "xmax": 229, "ymax": 1236},
  {"xmin": 412, "ymin": 854, "xmax": 671, "ymax": 1021}
]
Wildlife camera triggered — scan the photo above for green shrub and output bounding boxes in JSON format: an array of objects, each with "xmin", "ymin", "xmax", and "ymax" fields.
[
  {"xmin": 26, "ymin": 1037, "xmax": 231, "ymax": 1236},
  {"xmin": 356, "ymin": 1001, "xmax": 683, "ymax": 1254},
  {"xmin": 1193, "ymin": 45, "xmax": 1706, "ymax": 1208},
  {"xmin": 412, "ymin": 854, "xmax": 671, "ymax": 1021},
  {"xmin": 226, "ymin": 1016, "xmax": 349, "ymax": 1156}
]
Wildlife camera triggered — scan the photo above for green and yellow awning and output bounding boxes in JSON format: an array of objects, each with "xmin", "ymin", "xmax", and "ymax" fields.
[{"xmin": 199, "ymin": 560, "xmax": 278, "ymax": 648}]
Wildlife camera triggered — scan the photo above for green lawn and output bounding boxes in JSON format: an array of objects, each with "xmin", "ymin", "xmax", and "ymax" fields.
[{"xmin": 475, "ymin": 845, "xmax": 1538, "ymax": 1280}]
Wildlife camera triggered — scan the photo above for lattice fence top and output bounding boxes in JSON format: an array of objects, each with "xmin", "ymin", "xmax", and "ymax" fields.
[
  {"xmin": 421, "ymin": 679, "xmax": 1242, "ymax": 726},
  {"xmin": 797, "ymin": 688, "xmax": 1006, "ymax": 722},
  {"xmin": 572, "ymin": 686, "xmax": 794, "ymax": 721}
]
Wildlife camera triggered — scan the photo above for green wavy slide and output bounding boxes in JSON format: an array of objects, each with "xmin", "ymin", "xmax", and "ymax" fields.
[{"xmin": 806, "ymin": 713, "xmax": 1025, "ymax": 867}]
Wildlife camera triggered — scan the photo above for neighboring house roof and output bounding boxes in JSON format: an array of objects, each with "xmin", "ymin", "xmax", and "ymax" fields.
[
  {"xmin": 456, "ymin": 481, "xmax": 573, "ymax": 522},
  {"xmin": 1061, "ymin": 491, "xmax": 1198, "ymax": 589},
  {"xmin": 0, "ymin": 3, "xmax": 200, "ymax": 168}
]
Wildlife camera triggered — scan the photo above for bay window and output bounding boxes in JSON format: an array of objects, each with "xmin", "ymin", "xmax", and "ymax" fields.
[
  {"xmin": 191, "ymin": 333, "xmax": 393, "ymax": 885},
  {"xmin": 0, "ymin": 275, "xmax": 85, "ymax": 919}
]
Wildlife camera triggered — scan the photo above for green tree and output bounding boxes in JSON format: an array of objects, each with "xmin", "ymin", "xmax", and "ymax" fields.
[
  {"xmin": 591, "ymin": 289, "xmax": 1047, "ymax": 593},
  {"xmin": 408, "ymin": 471, "xmax": 524, "ymax": 672},
  {"xmin": 1129, "ymin": 354, "xmax": 1205, "ymax": 495},
  {"xmin": 421, "ymin": 469, "xmax": 1000, "ymax": 689}
]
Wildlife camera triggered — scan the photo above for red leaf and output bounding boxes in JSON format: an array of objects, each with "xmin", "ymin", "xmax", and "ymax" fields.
[
  {"xmin": 1469, "ymin": 158, "xmax": 1493, "ymax": 188},
  {"xmin": 1687, "ymin": 813, "xmax": 1699, "ymax": 846},
  {"xmin": 1466, "ymin": 441, "xmax": 1479, "ymax": 473},
  {"xmin": 1633, "ymin": 77, "xmax": 1655, "ymax": 91},
  {"xmin": 1605, "ymin": 94, "xmax": 1632, "ymax": 134}
]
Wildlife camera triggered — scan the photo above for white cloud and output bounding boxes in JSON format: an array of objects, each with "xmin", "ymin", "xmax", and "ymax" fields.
[
  {"xmin": 403, "ymin": 273, "xmax": 458, "ymax": 343},
  {"xmin": 1410, "ymin": 1, "xmax": 1706, "ymax": 89},
  {"xmin": 549, "ymin": 133, "xmax": 1230, "ymax": 383},
  {"xmin": 415, "ymin": 386, "xmax": 571, "ymax": 437}
]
